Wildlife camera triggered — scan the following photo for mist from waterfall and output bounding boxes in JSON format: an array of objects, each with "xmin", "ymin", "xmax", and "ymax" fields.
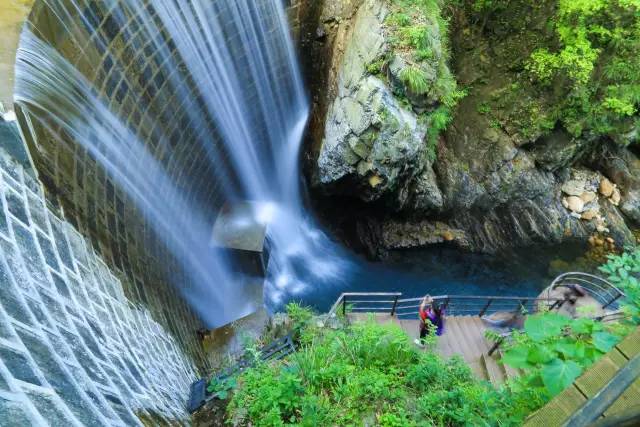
[{"xmin": 14, "ymin": 0, "xmax": 346, "ymax": 326}]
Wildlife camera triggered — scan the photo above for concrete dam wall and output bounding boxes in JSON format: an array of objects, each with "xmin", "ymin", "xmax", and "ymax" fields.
[{"xmin": 0, "ymin": 0, "xmax": 312, "ymax": 424}]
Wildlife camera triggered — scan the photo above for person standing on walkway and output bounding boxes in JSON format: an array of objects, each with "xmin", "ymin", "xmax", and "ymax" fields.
[{"xmin": 418, "ymin": 295, "xmax": 444, "ymax": 341}]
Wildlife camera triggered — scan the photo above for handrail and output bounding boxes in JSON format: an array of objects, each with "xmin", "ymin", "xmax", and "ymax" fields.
[
  {"xmin": 324, "ymin": 292, "xmax": 566, "ymax": 322},
  {"xmin": 548, "ymin": 272, "xmax": 626, "ymax": 310},
  {"xmin": 323, "ymin": 273, "xmax": 626, "ymax": 324}
]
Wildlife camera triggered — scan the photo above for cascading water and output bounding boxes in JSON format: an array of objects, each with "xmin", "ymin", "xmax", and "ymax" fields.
[
  {"xmin": 14, "ymin": 0, "xmax": 330, "ymax": 326},
  {"xmin": 14, "ymin": 0, "xmax": 561, "ymax": 331}
]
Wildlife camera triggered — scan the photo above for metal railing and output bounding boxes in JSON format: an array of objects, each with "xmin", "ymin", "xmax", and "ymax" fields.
[
  {"xmin": 546, "ymin": 272, "xmax": 626, "ymax": 310},
  {"xmin": 325, "ymin": 274, "xmax": 627, "ymax": 322},
  {"xmin": 326, "ymin": 292, "xmax": 566, "ymax": 321}
]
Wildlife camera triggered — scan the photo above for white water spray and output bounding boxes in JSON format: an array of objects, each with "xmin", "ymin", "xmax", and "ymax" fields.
[{"xmin": 14, "ymin": 0, "xmax": 341, "ymax": 326}]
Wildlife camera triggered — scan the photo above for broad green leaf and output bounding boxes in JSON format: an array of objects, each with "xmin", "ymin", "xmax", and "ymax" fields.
[
  {"xmin": 524, "ymin": 313, "xmax": 570, "ymax": 342},
  {"xmin": 554, "ymin": 340, "xmax": 579, "ymax": 358},
  {"xmin": 503, "ymin": 346, "xmax": 534, "ymax": 369},
  {"xmin": 592, "ymin": 332, "xmax": 620, "ymax": 353},
  {"xmin": 570, "ymin": 317, "xmax": 594, "ymax": 334},
  {"xmin": 541, "ymin": 359, "xmax": 582, "ymax": 396},
  {"xmin": 527, "ymin": 346, "xmax": 555, "ymax": 364}
]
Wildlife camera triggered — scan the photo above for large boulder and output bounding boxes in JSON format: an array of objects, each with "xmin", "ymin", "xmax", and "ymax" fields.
[{"xmin": 314, "ymin": 0, "xmax": 443, "ymax": 212}]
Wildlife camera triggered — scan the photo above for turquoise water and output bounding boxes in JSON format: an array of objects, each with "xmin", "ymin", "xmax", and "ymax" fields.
[{"xmin": 277, "ymin": 239, "xmax": 590, "ymax": 313}]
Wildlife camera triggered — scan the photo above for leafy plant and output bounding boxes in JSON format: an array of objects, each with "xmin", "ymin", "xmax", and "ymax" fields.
[
  {"xmin": 400, "ymin": 66, "xmax": 430, "ymax": 94},
  {"xmin": 522, "ymin": 0, "xmax": 640, "ymax": 143},
  {"xmin": 207, "ymin": 375, "xmax": 238, "ymax": 400},
  {"xmin": 599, "ymin": 247, "xmax": 640, "ymax": 323},
  {"xmin": 285, "ymin": 302, "xmax": 314, "ymax": 339},
  {"xmin": 501, "ymin": 311, "xmax": 624, "ymax": 398}
]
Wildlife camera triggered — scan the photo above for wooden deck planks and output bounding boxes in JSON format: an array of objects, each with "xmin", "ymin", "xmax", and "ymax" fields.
[
  {"xmin": 524, "ymin": 385, "xmax": 588, "ymax": 427},
  {"xmin": 348, "ymin": 312, "xmax": 521, "ymax": 385},
  {"xmin": 524, "ymin": 326, "xmax": 640, "ymax": 426}
]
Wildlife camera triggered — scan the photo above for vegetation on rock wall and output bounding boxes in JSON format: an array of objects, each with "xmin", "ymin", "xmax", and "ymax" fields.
[
  {"xmin": 474, "ymin": 0, "xmax": 640, "ymax": 145},
  {"xmin": 600, "ymin": 246, "xmax": 640, "ymax": 323},
  {"xmin": 371, "ymin": 0, "xmax": 467, "ymax": 160}
]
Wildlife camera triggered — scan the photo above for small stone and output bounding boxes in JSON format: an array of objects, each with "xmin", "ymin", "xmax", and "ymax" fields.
[
  {"xmin": 596, "ymin": 224, "xmax": 609, "ymax": 233},
  {"xmin": 441, "ymin": 230, "xmax": 454, "ymax": 241},
  {"xmin": 610, "ymin": 187, "xmax": 621, "ymax": 206},
  {"xmin": 606, "ymin": 237, "xmax": 615, "ymax": 244},
  {"xmin": 580, "ymin": 191, "xmax": 597, "ymax": 204},
  {"xmin": 369, "ymin": 174, "xmax": 383, "ymax": 188},
  {"xmin": 581, "ymin": 209, "xmax": 599, "ymax": 221},
  {"xmin": 570, "ymin": 212, "xmax": 582, "ymax": 219},
  {"xmin": 599, "ymin": 178, "xmax": 614, "ymax": 197},
  {"xmin": 562, "ymin": 198, "xmax": 570, "ymax": 209},
  {"xmin": 562, "ymin": 180, "xmax": 586, "ymax": 196},
  {"xmin": 566, "ymin": 196, "xmax": 585, "ymax": 213},
  {"xmin": 315, "ymin": 25, "xmax": 327, "ymax": 41}
]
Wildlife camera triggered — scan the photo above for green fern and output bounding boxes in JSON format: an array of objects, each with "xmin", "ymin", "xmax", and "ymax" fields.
[{"xmin": 400, "ymin": 66, "xmax": 430, "ymax": 95}]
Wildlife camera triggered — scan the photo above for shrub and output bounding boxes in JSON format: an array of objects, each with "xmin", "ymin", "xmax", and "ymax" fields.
[
  {"xmin": 499, "ymin": 248, "xmax": 639, "ymax": 405},
  {"xmin": 599, "ymin": 247, "xmax": 640, "ymax": 324},
  {"xmin": 228, "ymin": 321, "xmax": 526, "ymax": 426},
  {"xmin": 400, "ymin": 66, "xmax": 430, "ymax": 94},
  {"xmin": 523, "ymin": 0, "xmax": 640, "ymax": 143},
  {"xmin": 501, "ymin": 312, "xmax": 624, "ymax": 398}
]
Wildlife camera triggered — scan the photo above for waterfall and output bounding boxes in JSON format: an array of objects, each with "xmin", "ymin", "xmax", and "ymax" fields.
[{"xmin": 14, "ymin": 0, "xmax": 334, "ymax": 327}]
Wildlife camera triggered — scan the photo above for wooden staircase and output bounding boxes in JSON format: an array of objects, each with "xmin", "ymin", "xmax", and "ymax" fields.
[{"xmin": 348, "ymin": 312, "xmax": 520, "ymax": 386}]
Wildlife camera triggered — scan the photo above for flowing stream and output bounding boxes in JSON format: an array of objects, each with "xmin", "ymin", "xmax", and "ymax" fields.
[{"xmin": 13, "ymin": 0, "xmax": 582, "ymax": 327}]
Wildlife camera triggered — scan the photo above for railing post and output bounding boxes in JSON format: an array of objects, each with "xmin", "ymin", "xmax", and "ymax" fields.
[
  {"xmin": 519, "ymin": 299, "xmax": 527, "ymax": 314},
  {"xmin": 479, "ymin": 299, "xmax": 493, "ymax": 317},
  {"xmin": 342, "ymin": 295, "xmax": 346, "ymax": 317},
  {"xmin": 390, "ymin": 295, "xmax": 399, "ymax": 317},
  {"xmin": 602, "ymin": 293, "xmax": 622, "ymax": 309},
  {"xmin": 488, "ymin": 335, "xmax": 504, "ymax": 357}
]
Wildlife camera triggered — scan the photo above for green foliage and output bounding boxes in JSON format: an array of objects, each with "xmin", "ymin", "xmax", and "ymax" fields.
[
  {"xmin": 523, "ymin": 0, "xmax": 640, "ymax": 143},
  {"xmin": 400, "ymin": 66, "xmax": 430, "ymax": 94},
  {"xmin": 228, "ymin": 321, "xmax": 527, "ymax": 426},
  {"xmin": 286, "ymin": 302, "xmax": 315, "ymax": 341},
  {"xmin": 367, "ymin": 57, "xmax": 387, "ymax": 75},
  {"xmin": 477, "ymin": 101, "xmax": 491, "ymax": 115},
  {"xmin": 385, "ymin": 0, "xmax": 465, "ymax": 147},
  {"xmin": 501, "ymin": 311, "xmax": 625, "ymax": 399},
  {"xmin": 207, "ymin": 375, "xmax": 238, "ymax": 400},
  {"xmin": 472, "ymin": 0, "xmax": 511, "ymax": 12},
  {"xmin": 599, "ymin": 247, "xmax": 640, "ymax": 323}
]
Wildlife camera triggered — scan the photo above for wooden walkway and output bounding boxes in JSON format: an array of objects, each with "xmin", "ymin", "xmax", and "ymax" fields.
[
  {"xmin": 524, "ymin": 327, "xmax": 640, "ymax": 426},
  {"xmin": 348, "ymin": 313, "xmax": 520, "ymax": 386}
]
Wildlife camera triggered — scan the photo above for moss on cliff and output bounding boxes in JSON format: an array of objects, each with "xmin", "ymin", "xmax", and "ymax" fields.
[{"xmin": 366, "ymin": 0, "xmax": 466, "ymax": 161}]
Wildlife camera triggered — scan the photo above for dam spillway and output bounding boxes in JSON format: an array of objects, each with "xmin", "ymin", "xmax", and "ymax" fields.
[{"xmin": 1, "ymin": 0, "xmax": 310, "ymax": 424}]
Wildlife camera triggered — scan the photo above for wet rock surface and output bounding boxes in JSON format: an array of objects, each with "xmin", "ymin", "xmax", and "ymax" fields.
[
  {"xmin": 304, "ymin": 0, "xmax": 640, "ymax": 256},
  {"xmin": 314, "ymin": 0, "xmax": 442, "ymax": 211}
]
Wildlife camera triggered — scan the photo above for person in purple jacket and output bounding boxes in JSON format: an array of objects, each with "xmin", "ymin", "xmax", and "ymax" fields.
[{"xmin": 418, "ymin": 295, "xmax": 444, "ymax": 342}]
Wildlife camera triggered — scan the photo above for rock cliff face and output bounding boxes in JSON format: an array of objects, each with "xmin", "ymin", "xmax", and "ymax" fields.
[
  {"xmin": 313, "ymin": 0, "xmax": 443, "ymax": 211},
  {"xmin": 304, "ymin": 0, "xmax": 640, "ymax": 256}
]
